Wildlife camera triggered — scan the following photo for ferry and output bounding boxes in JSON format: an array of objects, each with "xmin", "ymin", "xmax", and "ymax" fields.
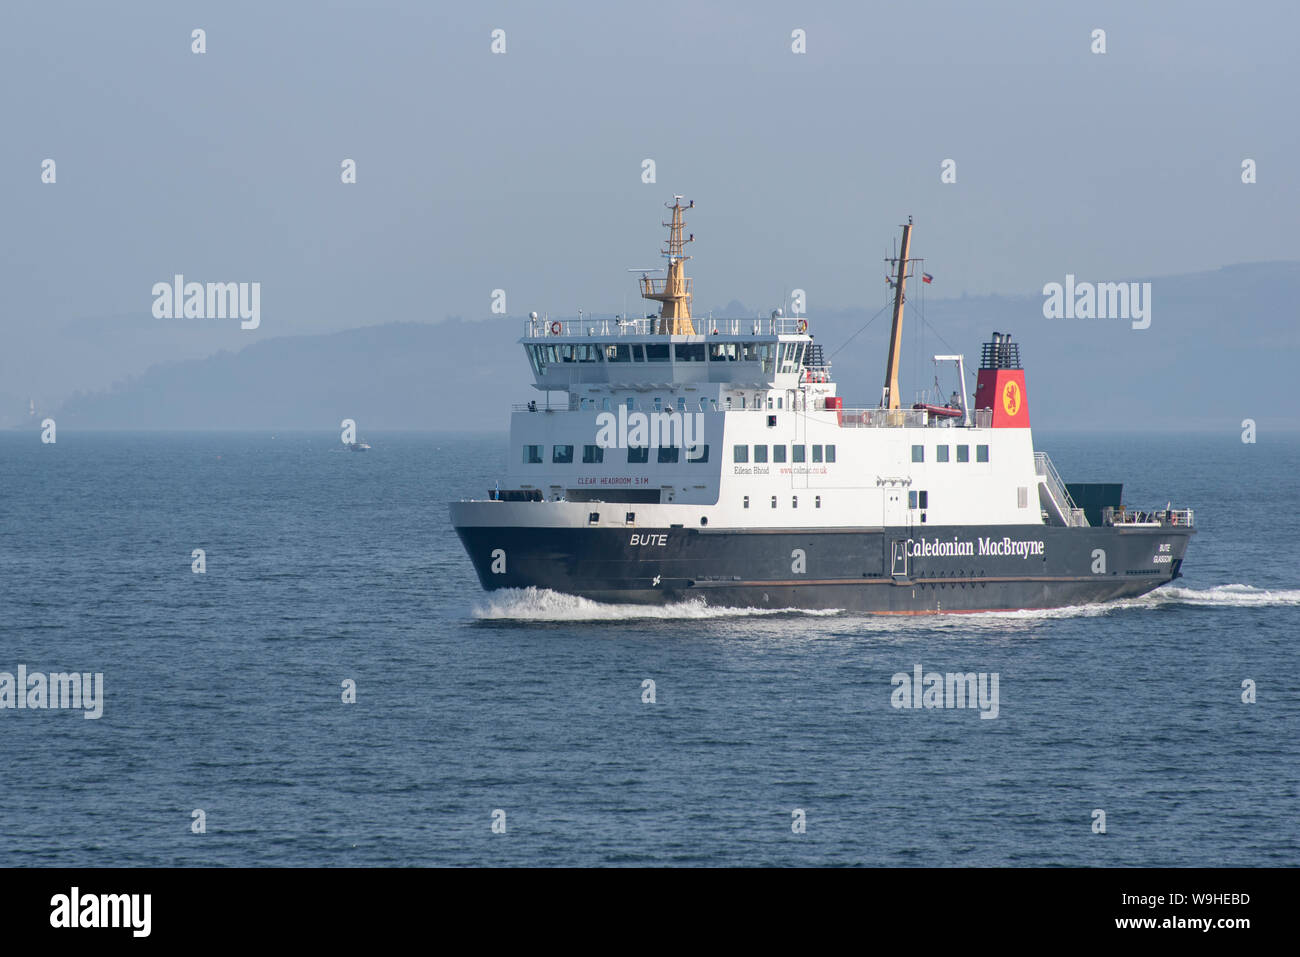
[{"xmin": 449, "ymin": 199, "xmax": 1194, "ymax": 612}]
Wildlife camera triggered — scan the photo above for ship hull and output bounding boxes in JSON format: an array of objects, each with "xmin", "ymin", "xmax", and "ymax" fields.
[{"xmin": 450, "ymin": 514, "xmax": 1194, "ymax": 613}]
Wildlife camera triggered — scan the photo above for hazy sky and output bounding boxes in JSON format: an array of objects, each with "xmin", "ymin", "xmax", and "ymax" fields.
[{"xmin": 2, "ymin": 0, "xmax": 1297, "ymax": 401}]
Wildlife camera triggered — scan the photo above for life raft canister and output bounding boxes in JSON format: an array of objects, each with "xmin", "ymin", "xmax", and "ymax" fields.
[
  {"xmin": 797, "ymin": 319, "xmax": 808, "ymax": 333},
  {"xmin": 550, "ymin": 320, "xmax": 562, "ymax": 335}
]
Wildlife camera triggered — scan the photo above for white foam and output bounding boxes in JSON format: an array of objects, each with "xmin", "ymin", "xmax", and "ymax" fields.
[
  {"xmin": 472, "ymin": 587, "xmax": 843, "ymax": 622},
  {"xmin": 471, "ymin": 583, "xmax": 1300, "ymax": 623}
]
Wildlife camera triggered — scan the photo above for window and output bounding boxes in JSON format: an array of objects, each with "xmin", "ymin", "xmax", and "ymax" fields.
[
  {"xmin": 523, "ymin": 445, "xmax": 543, "ymax": 464},
  {"xmin": 825, "ymin": 445, "xmax": 836, "ymax": 463},
  {"xmin": 772, "ymin": 445, "xmax": 787, "ymax": 463},
  {"xmin": 606, "ymin": 344, "xmax": 632, "ymax": 363},
  {"xmin": 734, "ymin": 445, "xmax": 749, "ymax": 463},
  {"xmin": 919, "ymin": 491, "xmax": 929, "ymax": 509},
  {"xmin": 766, "ymin": 415, "xmax": 777, "ymax": 427},
  {"xmin": 645, "ymin": 343, "xmax": 670, "ymax": 362},
  {"xmin": 657, "ymin": 446, "xmax": 680, "ymax": 464},
  {"xmin": 743, "ymin": 496, "xmax": 750, "ymax": 509},
  {"xmin": 726, "ymin": 397, "xmax": 733, "ymax": 410},
  {"xmin": 767, "ymin": 395, "xmax": 774, "ymax": 409},
  {"xmin": 687, "ymin": 444, "xmax": 710, "ymax": 463},
  {"xmin": 771, "ymin": 496, "xmax": 777, "ymax": 509},
  {"xmin": 553, "ymin": 445, "xmax": 574, "ymax": 464},
  {"xmin": 674, "ymin": 343, "xmax": 706, "ymax": 363},
  {"xmin": 792, "ymin": 496, "xmax": 798, "ymax": 509},
  {"xmin": 753, "ymin": 445, "xmax": 768, "ymax": 464},
  {"xmin": 812, "ymin": 445, "xmax": 823, "ymax": 463},
  {"xmin": 677, "ymin": 397, "xmax": 686, "ymax": 412},
  {"xmin": 626, "ymin": 397, "xmax": 635, "ymax": 411},
  {"xmin": 777, "ymin": 397, "xmax": 783, "ymax": 410},
  {"xmin": 625, "ymin": 512, "xmax": 635, "ymax": 525},
  {"xmin": 582, "ymin": 445, "xmax": 604, "ymax": 464},
  {"xmin": 957, "ymin": 445, "xmax": 969, "ymax": 463},
  {"xmin": 1018, "ymin": 486, "xmax": 1029, "ymax": 509},
  {"xmin": 977, "ymin": 444, "xmax": 990, "ymax": 463},
  {"xmin": 601, "ymin": 398, "xmax": 611, "ymax": 412},
  {"xmin": 912, "ymin": 445, "xmax": 924, "ymax": 463},
  {"xmin": 792, "ymin": 445, "xmax": 806, "ymax": 463},
  {"xmin": 627, "ymin": 447, "xmax": 649, "ymax": 464},
  {"xmin": 936, "ymin": 445, "xmax": 950, "ymax": 463},
  {"xmin": 815, "ymin": 495, "xmax": 821, "ymax": 509},
  {"xmin": 654, "ymin": 397, "xmax": 663, "ymax": 412},
  {"xmin": 909, "ymin": 490, "xmax": 918, "ymax": 509},
  {"xmin": 588, "ymin": 512, "xmax": 600, "ymax": 524}
]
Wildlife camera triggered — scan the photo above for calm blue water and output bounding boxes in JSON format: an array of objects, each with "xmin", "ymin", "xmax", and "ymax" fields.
[{"xmin": 1, "ymin": 430, "xmax": 1297, "ymax": 866}]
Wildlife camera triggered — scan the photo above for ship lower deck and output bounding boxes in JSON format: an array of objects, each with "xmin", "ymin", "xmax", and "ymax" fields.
[{"xmin": 450, "ymin": 514, "xmax": 1194, "ymax": 614}]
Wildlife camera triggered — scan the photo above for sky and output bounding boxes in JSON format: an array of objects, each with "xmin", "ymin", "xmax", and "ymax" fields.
[{"xmin": 1, "ymin": 0, "xmax": 1297, "ymax": 406}]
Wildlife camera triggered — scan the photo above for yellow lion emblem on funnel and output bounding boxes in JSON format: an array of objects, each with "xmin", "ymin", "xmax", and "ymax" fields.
[{"xmin": 1002, "ymin": 380, "xmax": 1021, "ymax": 417}]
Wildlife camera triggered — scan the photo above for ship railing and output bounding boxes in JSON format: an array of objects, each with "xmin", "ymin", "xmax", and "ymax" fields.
[
  {"xmin": 523, "ymin": 316, "xmax": 811, "ymax": 338},
  {"xmin": 838, "ymin": 409, "xmax": 929, "ymax": 428},
  {"xmin": 835, "ymin": 407, "xmax": 992, "ymax": 429},
  {"xmin": 1102, "ymin": 506, "xmax": 1194, "ymax": 528},
  {"xmin": 1034, "ymin": 452, "xmax": 1088, "ymax": 526},
  {"xmin": 512, "ymin": 401, "xmax": 569, "ymax": 412}
]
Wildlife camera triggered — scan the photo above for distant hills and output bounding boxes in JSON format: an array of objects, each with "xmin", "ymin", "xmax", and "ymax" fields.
[{"xmin": 27, "ymin": 261, "xmax": 1300, "ymax": 432}]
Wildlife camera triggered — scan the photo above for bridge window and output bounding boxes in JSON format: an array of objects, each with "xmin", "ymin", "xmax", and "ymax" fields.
[
  {"xmin": 773, "ymin": 445, "xmax": 787, "ymax": 463},
  {"xmin": 753, "ymin": 445, "xmax": 768, "ymax": 464},
  {"xmin": 957, "ymin": 444, "xmax": 969, "ymax": 463},
  {"xmin": 687, "ymin": 444, "xmax": 710, "ymax": 463},
  {"xmin": 911, "ymin": 445, "xmax": 924, "ymax": 462},
  {"xmin": 812, "ymin": 445, "xmax": 823, "ymax": 463},
  {"xmin": 733, "ymin": 445, "xmax": 748, "ymax": 463},
  {"xmin": 792, "ymin": 445, "xmax": 806, "ymax": 463},
  {"xmin": 553, "ymin": 445, "xmax": 574, "ymax": 464},
  {"xmin": 645, "ymin": 343, "xmax": 670, "ymax": 362},
  {"xmin": 523, "ymin": 445, "xmax": 543, "ymax": 464},
  {"xmin": 582, "ymin": 445, "xmax": 604, "ymax": 464},
  {"xmin": 657, "ymin": 447, "xmax": 680, "ymax": 464},
  {"xmin": 741, "ymin": 342, "xmax": 760, "ymax": 362},
  {"xmin": 606, "ymin": 344, "xmax": 632, "ymax": 362},
  {"xmin": 674, "ymin": 343, "xmax": 706, "ymax": 362},
  {"xmin": 936, "ymin": 445, "xmax": 950, "ymax": 462},
  {"xmin": 628, "ymin": 446, "xmax": 649, "ymax": 464},
  {"xmin": 977, "ymin": 445, "xmax": 990, "ymax": 463}
]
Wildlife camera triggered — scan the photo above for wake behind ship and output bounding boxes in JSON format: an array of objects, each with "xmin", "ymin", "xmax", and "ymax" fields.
[{"xmin": 450, "ymin": 200, "xmax": 1194, "ymax": 613}]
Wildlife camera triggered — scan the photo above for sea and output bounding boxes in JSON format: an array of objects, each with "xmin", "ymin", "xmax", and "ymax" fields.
[{"xmin": 1, "ymin": 430, "xmax": 1296, "ymax": 867}]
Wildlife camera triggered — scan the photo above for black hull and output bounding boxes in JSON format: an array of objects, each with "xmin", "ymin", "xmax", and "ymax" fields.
[{"xmin": 453, "ymin": 522, "xmax": 1195, "ymax": 614}]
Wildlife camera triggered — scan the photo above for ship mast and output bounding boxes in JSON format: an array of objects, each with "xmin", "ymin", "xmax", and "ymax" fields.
[
  {"xmin": 882, "ymin": 218, "xmax": 916, "ymax": 410},
  {"xmin": 640, "ymin": 197, "xmax": 696, "ymax": 335}
]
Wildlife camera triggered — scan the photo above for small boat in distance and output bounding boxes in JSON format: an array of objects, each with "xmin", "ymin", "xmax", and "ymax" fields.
[{"xmin": 346, "ymin": 441, "xmax": 371, "ymax": 452}]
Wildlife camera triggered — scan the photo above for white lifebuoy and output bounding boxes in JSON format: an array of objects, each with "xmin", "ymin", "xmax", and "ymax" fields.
[
  {"xmin": 797, "ymin": 319, "xmax": 808, "ymax": 333},
  {"xmin": 549, "ymin": 320, "xmax": 562, "ymax": 335}
]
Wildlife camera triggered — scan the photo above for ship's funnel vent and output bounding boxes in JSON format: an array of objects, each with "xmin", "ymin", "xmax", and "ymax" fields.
[{"xmin": 980, "ymin": 331, "xmax": 1022, "ymax": 370}]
